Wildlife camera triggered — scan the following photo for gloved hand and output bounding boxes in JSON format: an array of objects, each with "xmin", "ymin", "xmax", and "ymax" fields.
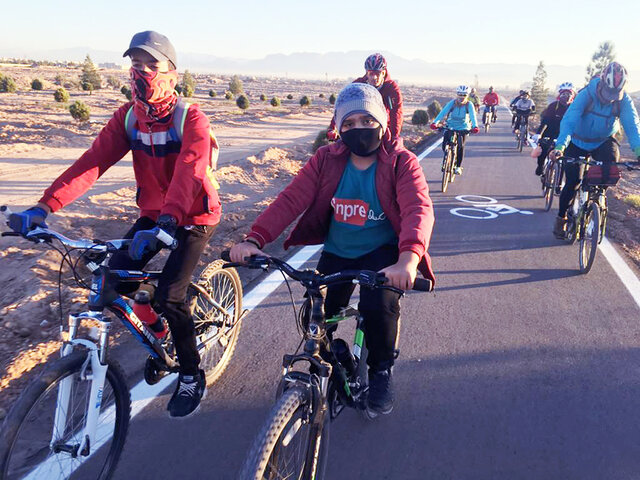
[
  {"xmin": 128, "ymin": 215, "xmax": 178, "ymax": 261},
  {"xmin": 549, "ymin": 149, "xmax": 564, "ymax": 162},
  {"xmin": 326, "ymin": 129, "xmax": 339, "ymax": 141},
  {"xmin": 471, "ymin": 127, "xmax": 479, "ymax": 134},
  {"xmin": 8, "ymin": 206, "xmax": 48, "ymax": 235},
  {"xmin": 430, "ymin": 123, "xmax": 438, "ymax": 130}
]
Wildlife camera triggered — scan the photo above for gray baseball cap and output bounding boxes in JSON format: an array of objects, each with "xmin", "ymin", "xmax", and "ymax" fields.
[{"xmin": 123, "ymin": 31, "xmax": 177, "ymax": 69}]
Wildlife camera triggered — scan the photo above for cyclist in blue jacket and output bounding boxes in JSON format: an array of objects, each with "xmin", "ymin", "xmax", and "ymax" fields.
[
  {"xmin": 430, "ymin": 85, "xmax": 479, "ymax": 175},
  {"xmin": 549, "ymin": 62, "xmax": 640, "ymax": 238}
]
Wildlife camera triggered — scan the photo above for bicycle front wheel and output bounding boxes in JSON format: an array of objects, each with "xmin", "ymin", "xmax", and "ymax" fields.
[
  {"xmin": 441, "ymin": 150, "xmax": 452, "ymax": 193},
  {"xmin": 240, "ymin": 386, "xmax": 330, "ymax": 480},
  {"xmin": 579, "ymin": 203, "xmax": 600, "ymax": 274},
  {"xmin": 0, "ymin": 352, "xmax": 130, "ymax": 480},
  {"xmin": 190, "ymin": 259, "xmax": 243, "ymax": 386},
  {"xmin": 543, "ymin": 163, "xmax": 556, "ymax": 211}
]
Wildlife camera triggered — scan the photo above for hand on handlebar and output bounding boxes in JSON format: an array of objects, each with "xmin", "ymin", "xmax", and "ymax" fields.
[
  {"xmin": 326, "ymin": 129, "xmax": 339, "ymax": 141},
  {"xmin": 430, "ymin": 123, "xmax": 439, "ymax": 131},
  {"xmin": 229, "ymin": 240, "xmax": 264, "ymax": 263},
  {"xmin": 8, "ymin": 206, "xmax": 48, "ymax": 235},
  {"xmin": 128, "ymin": 214, "xmax": 177, "ymax": 260},
  {"xmin": 471, "ymin": 127, "xmax": 479, "ymax": 134},
  {"xmin": 549, "ymin": 149, "xmax": 563, "ymax": 162}
]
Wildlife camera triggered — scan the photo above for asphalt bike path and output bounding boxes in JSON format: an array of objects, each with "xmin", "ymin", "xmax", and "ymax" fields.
[{"xmin": 85, "ymin": 108, "xmax": 640, "ymax": 479}]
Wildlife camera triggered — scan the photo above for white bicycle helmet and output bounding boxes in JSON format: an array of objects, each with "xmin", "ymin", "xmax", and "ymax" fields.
[
  {"xmin": 456, "ymin": 85, "xmax": 470, "ymax": 95},
  {"xmin": 557, "ymin": 82, "xmax": 575, "ymax": 94}
]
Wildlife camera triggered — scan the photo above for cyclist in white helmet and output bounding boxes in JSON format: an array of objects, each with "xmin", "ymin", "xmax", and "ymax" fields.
[{"xmin": 430, "ymin": 85, "xmax": 479, "ymax": 175}]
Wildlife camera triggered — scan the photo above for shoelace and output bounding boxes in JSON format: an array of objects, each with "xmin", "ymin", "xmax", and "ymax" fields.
[{"xmin": 178, "ymin": 380, "xmax": 198, "ymax": 397}]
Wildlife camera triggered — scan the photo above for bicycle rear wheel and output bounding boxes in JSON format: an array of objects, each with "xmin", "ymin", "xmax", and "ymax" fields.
[
  {"xmin": 0, "ymin": 352, "xmax": 130, "ymax": 480},
  {"xmin": 543, "ymin": 163, "xmax": 556, "ymax": 211},
  {"xmin": 240, "ymin": 386, "xmax": 330, "ymax": 480},
  {"xmin": 579, "ymin": 203, "xmax": 600, "ymax": 274},
  {"xmin": 441, "ymin": 150, "xmax": 452, "ymax": 193},
  {"xmin": 189, "ymin": 259, "xmax": 243, "ymax": 386}
]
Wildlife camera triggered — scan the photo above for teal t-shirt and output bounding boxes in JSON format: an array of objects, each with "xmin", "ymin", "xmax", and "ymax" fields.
[{"xmin": 324, "ymin": 159, "xmax": 397, "ymax": 259}]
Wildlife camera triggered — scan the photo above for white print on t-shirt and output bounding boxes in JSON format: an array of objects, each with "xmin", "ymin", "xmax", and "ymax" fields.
[{"xmin": 331, "ymin": 197, "xmax": 386, "ymax": 226}]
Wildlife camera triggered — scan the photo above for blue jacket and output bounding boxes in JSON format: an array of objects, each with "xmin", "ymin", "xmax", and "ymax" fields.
[
  {"xmin": 434, "ymin": 99, "xmax": 477, "ymax": 131},
  {"xmin": 556, "ymin": 77, "xmax": 640, "ymax": 153}
]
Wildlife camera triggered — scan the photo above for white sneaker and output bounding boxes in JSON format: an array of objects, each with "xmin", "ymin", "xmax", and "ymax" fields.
[{"xmin": 454, "ymin": 167, "xmax": 463, "ymax": 175}]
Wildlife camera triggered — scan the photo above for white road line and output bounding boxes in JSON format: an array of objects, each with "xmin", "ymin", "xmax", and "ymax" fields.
[
  {"xmin": 417, "ymin": 137, "xmax": 443, "ymax": 161},
  {"xmin": 599, "ymin": 237, "xmax": 640, "ymax": 309}
]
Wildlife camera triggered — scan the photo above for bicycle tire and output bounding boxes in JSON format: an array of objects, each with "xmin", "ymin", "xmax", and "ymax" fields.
[
  {"xmin": 190, "ymin": 259, "xmax": 243, "ymax": 386},
  {"xmin": 0, "ymin": 351, "xmax": 130, "ymax": 480},
  {"xmin": 543, "ymin": 163, "xmax": 556, "ymax": 211},
  {"xmin": 240, "ymin": 386, "xmax": 330, "ymax": 480},
  {"xmin": 579, "ymin": 203, "xmax": 600, "ymax": 274},
  {"xmin": 441, "ymin": 150, "xmax": 451, "ymax": 193}
]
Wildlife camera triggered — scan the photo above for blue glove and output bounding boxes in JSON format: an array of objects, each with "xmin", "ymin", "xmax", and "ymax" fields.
[
  {"xmin": 9, "ymin": 207, "xmax": 48, "ymax": 235},
  {"xmin": 128, "ymin": 215, "xmax": 177, "ymax": 260}
]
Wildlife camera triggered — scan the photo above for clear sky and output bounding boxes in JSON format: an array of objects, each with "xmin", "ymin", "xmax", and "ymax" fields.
[{"xmin": 3, "ymin": 0, "xmax": 639, "ymax": 71}]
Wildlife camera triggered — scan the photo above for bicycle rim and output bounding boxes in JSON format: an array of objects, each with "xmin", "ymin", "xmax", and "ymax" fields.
[
  {"xmin": 0, "ymin": 353, "xmax": 130, "ymax": 480},
  {"xmin": 190, "ymin": 260, "xmax": 243, "ymax": 386},
  {"xmin": 544, "ymin": 165, "xmax": 555, "ymax": 211},
  {"xmin": 579, "ymin": 204, "xmax": 600, "ymax": 274},
  {"xmin": 441, "ymin": 151, "xmax": 451, "ymax": 193}
]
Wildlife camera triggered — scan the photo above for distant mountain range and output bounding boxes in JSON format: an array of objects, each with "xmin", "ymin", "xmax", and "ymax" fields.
[{"xmin": 3, "ymin": 46, "xmax": 639, "ymax": 91}]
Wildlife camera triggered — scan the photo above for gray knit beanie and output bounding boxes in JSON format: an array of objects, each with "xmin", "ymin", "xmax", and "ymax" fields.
[{"xmin": 333, "ymin": 83, "xmax": 388, "ymax": 133}]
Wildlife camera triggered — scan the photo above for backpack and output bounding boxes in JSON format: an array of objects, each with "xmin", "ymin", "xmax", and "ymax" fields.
[
  {"xmin": 124, "ymin": 100, "xmax": 220, "ymax": 190},
  {"xmin": 445, "ymin": 100, "xmax": 471, "ymax": 121}
]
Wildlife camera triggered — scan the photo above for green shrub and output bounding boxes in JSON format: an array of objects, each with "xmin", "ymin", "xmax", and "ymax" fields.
[
  {"xmin": 175, "ymin": 84, "xmax": 183, "ymax": 95},
  {"xmin": 81, "ymin": 81, "xmax": 94, "ymax": 94},
  {"xmin": 182, "ymin": 84, "xmax": 194, "ymax": 97},
  {"xmin": 80, "ymin": 55, "xmax": 101, "ymax": 90},
  {"xmin": 225, "ymin": 90, "xmax": 233, "ymax": 100},
  {"xmin": 427, "ymin": 100, "xmax": 442, "ymax": 120},
  {"xmin": 31, "ymin": 78, "xmax": 44, "ymax": 90},
  {"xmin": 236, "ymin": 94, "xmax": 250, "ymax": 110},
  {"xmin": 53, "ymin": 87, "xmax": 70, "ymax": 103},
  {"xmin": 260, "ymin": 93, "xmax": 267, "ymax": 101},
  {"xmin": 106, "ymin": 75, "xmax": 121, "ymax": 89},
  {"xmin": 182, "ymin": 70, "xmax": 196, "ymax": 95},
  {"xmin": 319, "ymin": 93, "xmax": 325, "ymax": 98},
  {"xmin": 286, "ymin": 94, "xmax": 293, "ymax": 100},
  {"xmin": 209, "ymin": 89, "xmax": 216, "ymax": 97},
  {"xmin": 299, "ymin": 95, "xmax": 311, "ymax": 107},
  {"xmin": 624, "ymin": 194, "xmax": 640, "ymax": 209},
  {"xmin": 229, "ymin": 75, "xmax": 243, "ymax": 95},
  {"xmin": 411, "ymin": 109, "xmax": 429, "ymax": 126},
  {"xmin": 270, "ymin": 96, "xmax": 281, "ymax": 107},
  {"xmin": 120, "ymin": 86, "xmax": 132, "ymax": 101},
  {"xmin": 54, "ymin": 74, "xmax": 65, "ymax": 86},
  {"xmin": 312, "ymin": 129, "xmax": 330, "ymax": 152},
  {"xmin": 69, "ymin": 100, "xmax": 90, "ymax": 122},
  {"xmin": 0, "ymin": 75, "xmax": 17, "ymax": 93},
  {"xmin": 329, "ymin": 93, "xmax": 336, "ymax": 105}
]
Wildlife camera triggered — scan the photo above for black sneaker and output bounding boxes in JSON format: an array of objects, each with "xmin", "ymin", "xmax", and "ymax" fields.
[
  {"xmin": 366, "ymin": 368, "xmax": 393, "ymax": 417},
  {"xmin": 167, "ymin": 369, "xmax": 206, "ymax": 418},
  {"xmin": 535, "ymin": 165, "xmax": 543, "ymax": 176}
]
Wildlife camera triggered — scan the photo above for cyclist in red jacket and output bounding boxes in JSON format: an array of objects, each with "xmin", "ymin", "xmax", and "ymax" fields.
[
  {"xmin": 327, "ymin": 53, "xmax": 404, "ymax": 141},
  {"xmin": 8, "ymin": 31, "xmax": 219, "ymax": 418},
  {"xmin": 482, "ymin": 86, "xmax": 500, "ymax": 124}
]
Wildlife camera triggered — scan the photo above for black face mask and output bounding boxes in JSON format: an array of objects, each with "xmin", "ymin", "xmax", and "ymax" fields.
[{"xmin": 340, "ymin": 127, "xmax": 382, "ymax": 156}]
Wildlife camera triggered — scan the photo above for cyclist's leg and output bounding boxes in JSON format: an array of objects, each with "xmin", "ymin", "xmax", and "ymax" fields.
[
  {"xmin": 156, "ymin": 224, "xmax": 216, "ymax": 376},
  {"xmin": 537, "ymin": 139, "xmax": 551, "ymax": 173},
  {"xmin": 455, "ymin": 132, "xmax": 468, "ymax": 168},
  {"xmin": 590, "ymin": 136, "xmax": 620, "ymax": 165},
  {"xmin": 315, "ymin": 251, "xmax": 357, "ymax": 318},
  {"xmin": 558, "ymin": 142, "xmax": 588, "ymax": 218},
  {"xmin": 491, "ymin": 105, "xmax": 497, "ymax": 122}
]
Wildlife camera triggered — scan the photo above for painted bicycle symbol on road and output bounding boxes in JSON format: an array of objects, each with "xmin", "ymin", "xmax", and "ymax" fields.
[{"xmin": 450, "ymin": 195, "xmax": 533, "ymax": 220}]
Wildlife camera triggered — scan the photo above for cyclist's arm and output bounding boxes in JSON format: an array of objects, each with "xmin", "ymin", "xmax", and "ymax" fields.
[
  {"xmin": 386, "ymin": 81, "xmax": 403, "ymax": 139},
  {"xmin": 161, "ymin": 106, "xmax": 216, "ymax": 224},
  {"xmin": 38, "ymin": 105, "xmax": 131, "ymax": 212},
  {"xmin": 433, "ymin": 100, "xmax": 453, "ymax": 125},
  {"xmin": 469, "ymin": 102, "xmax": 478, "ymax": 128},
  {"xmin": 555, "ymin": 90, "xmax": 588, "ymax": 152},
  {"xmin": 619, "ymin": 93, "xmax": 640, "ymax": 154}
]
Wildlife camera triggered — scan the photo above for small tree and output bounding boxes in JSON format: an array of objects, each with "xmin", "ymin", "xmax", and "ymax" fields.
[
  {"xmin": 120, "ymin": 85, "xmax": 132, "ymax": 101},
  {"xmin": 270, "ymin": 96, "xmax": 281, "ymax": 107},
  {"xmin": 531, "ymin": 61, "xmax": 549, "ymax": 111},
  {"xmin": 54, "ymin": 74, "xmax": 65, "ymax": 86},
  {"xmin": 224, "ymin": 90, "xmax": 233, "ymax": 100},
  {"xmin": 80, "ymin": 55, "xmax": 101, "ymax": 90},
  {"xmin": 182, "ymin": 84, "xmax": 194, "ymax": 97},
  {"xmin": 236, "ymin": 94, "xmax": 250, "ymax": 110},
  {"xmin": 31, "ymin": 78, "xmax": 44, "ymax": 90},
  {"xmin": 259, "ymin": 93, "xmax": 267, "ymax": 101},
  {"xmin": 106, "ymin": 75, "xmax": 121, "ymax": 89},
  {"xmin": 286, "ymin": 94, "xmax": 293, "ymax": 100},
  {"xmin": 182, "ymin": 70, "xmax": 196, "ymax": 94},
  {"xmin": 329, "ymin": 93, "xmax": 336, "ymax": 105},
  {"xmin": 81, "ymin": 81, "xmax": 94, "ymax": 95},
  {"xmin": 427, "ymin": 100, "xmax": 442, "ymax": 120},
  {"xmin": 411, "ymin": 109, "xmax": 429, "ymax": 126},
  {"xmin": 585, "ymin": 41, "xmax": 616, "ymax": 84},
  {"xmin": 312, "ymin": 129, "xmax": 330, "ymax": 152},
  {"xmin": 208, "ymin": 89, "xmax": 217, "ymax": 97},
  {"xmin": 69, "ymin": 100, "xmax": 90, "ymax": 122},
  {"xmin": 53, "ymin": 87, "xmax": 70, "ymax": 103},
  {"xmin": 229, "ymin": 75, "xmax": 243, "ymax": 95},
  {"xmin": 0, "ymin": 75, "xmax": 17, "ymax": 93},
  {"xmin": 319, "ymin": 93, "xmax": 325, "ymax": 98},
  {"xmin": 175, "ymin": 84, "xmax": 183, "ymax": 95},
  {"xmin": 300, "ymin": 95, "xmax": 311, "ymax": 107}
]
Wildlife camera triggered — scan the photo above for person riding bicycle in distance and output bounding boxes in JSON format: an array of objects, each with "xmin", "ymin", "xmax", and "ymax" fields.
[
  {"xmin": 482, "ymin": 86, "xmax": 500, "ymax": 123},
  {"xmin": 430, "ymin": 85, "xmax": 479, "ymax": 175},
  {"xmin": 327, "ymin": 53, "xmax": 404, "ymax": 142},
  {"xmin": 512, "ymin": 90, "xmax": 536, "ymax": 134},
  {"xmin": 230, "ymin": 83, "xmax": 435, "ymax": 417},
  {"xmin": 549, "ymin": 62, "xmax": 640, "ymax": 238},
  {"xmin": 469, "ymin": 87, "xmax": 481, "ymax": 112},
  {"xmin": 510, "ymin": 90, "xmax": 526, "ymax": 127},
  {"xmin": 8, "ymin": 31, "xmax": 220, "ymax": 418}
]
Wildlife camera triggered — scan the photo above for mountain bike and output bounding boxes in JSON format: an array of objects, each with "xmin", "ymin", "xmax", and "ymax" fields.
[
  {"xmin": 539, "ymin": 138, "xmax": 562, "ymax": 211},
  {"xmin": 482, "ymin": 106, "xmax": 493, "ymax": 132},
  {"xmin": 515, "ymin": 112, "xmax": 530, "ymax": 152},
  {"xmin": 560, "ymin": 158, "xmax": 639, "ymax": 273},
  {"xmin": 226, "ymin": 253, "xmax": 432, "ymax": 480},
  {"xmin": 0, "ymin": 210, "xmax": 244, "ymax": 480},
  {"xmin": 439, "ymin": 128, "xmax": 468, "ymax": 193}
]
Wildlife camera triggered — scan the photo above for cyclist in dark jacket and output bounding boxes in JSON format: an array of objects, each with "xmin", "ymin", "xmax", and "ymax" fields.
[
  {"xmin": 8, "ymin": 31, "xmax": 219, "ymax": 418},
  {"xmin": 231, "ymin": 83, "xmax": 434, "ymax": 417}
]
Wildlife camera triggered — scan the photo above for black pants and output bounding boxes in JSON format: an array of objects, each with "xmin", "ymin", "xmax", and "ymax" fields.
[
  {"xmin": 558, "ymin": 138, "xmax": 619, "ymax": 217},
  {"xmin": 443, "ymin": 129, "xmax": 468, "ymax": 168},
  {"xmin": 109, "ymin": 217, "xmax": 216, "ymax": 375},
  {"xmin": 514, "ymin": 112, "xmax": 530, "ymax": 131},
  {"xmin": 316, "ymin": 245, "xmax": 402, "ymax": 371},
  {"xmin": 537, "ymin": 137, "xmax": 554, "ymax": 170}
]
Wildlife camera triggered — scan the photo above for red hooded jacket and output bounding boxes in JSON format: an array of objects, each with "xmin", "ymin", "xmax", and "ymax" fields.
[
  {"xmin": 329, "ymin": 73, "xmax": 404, "ymax": 140},
  {"xmin": 482, "ymin": 92, "xmax": 500, "ymax": 106},
  {"xmin": 39, "ymin": 102, "xmax": 221, "ymax": 226},
  {"xmin": 246, "ymin": 138, "xmax": 435, "ymax": 283}
]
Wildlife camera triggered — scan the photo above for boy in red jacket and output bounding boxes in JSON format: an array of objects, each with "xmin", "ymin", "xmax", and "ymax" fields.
[
  {"xmin": 8, "ymin": 31, "xmax": 220, "ymax": 418},
  {"xmin": 231, "ymin": 83, "xmax": 434, "ymax": 416}
]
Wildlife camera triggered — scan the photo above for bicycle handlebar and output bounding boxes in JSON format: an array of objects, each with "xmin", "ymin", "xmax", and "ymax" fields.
[
  {"xmin": 559, "ymin": 157, "xmax": 640, "ymax": 170},
  {"xmin": 221, "ymin": 250, "xmax": 433, "ymax": 292}
]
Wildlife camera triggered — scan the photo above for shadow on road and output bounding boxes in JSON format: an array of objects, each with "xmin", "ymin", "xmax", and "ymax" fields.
[{"xmin": 432, "ymin": 267, "xmax": 578, "ymax": 291}]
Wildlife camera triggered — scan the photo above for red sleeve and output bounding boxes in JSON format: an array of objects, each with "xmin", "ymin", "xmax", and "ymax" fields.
[
  {"xmin": 160, "ymin": 106, "xmax": 213, "ymax": 223},
  {"xmin": 394, "ymin": 152, "xmax": 434, "ymax": 257},
  {"xmin": 247, "ymin": 151, "xmax": 323, "ymax": 247},
  {"xmin": 39, "ymin": 104, "xmax": 131, "ymax": 212},
  {"xmin": 387, "ymin": 81, "xmax": 403, "ymax": 139}
]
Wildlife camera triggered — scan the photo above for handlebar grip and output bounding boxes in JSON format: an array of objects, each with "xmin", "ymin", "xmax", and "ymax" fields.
[
  {"xmin": 221, "ymin": 250, "xmax": 231, "ymax": 262},
  {"xmin": 413, "ymin": 278, "xmax": 433, "ymax": 292},
  {"xmin": 155, "ymin": 228, "xmax": 177, "ymax": 250},
  {"xmin": 0, "ymin": 206, "xmax": 12, "ymax": 220}
]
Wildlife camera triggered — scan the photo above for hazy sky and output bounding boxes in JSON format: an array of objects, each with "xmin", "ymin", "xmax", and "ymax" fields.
[{"xmin": 3, "ymin": 0, "xmax": 639, "ymax": 70}]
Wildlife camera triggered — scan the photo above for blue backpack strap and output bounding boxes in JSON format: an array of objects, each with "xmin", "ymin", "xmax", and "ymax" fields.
[
  {"xmin": 124, "ymin": 106, "xmax": 137, "ymax": 142},
  {"xmin": 171, "ymin": 99, "xmax": 191, "ymax": 142}
]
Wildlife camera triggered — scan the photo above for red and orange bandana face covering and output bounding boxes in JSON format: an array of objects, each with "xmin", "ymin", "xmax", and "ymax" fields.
[{"xmin": 129, "ymin": 67, "xmax": 179, "ymax": 122}]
